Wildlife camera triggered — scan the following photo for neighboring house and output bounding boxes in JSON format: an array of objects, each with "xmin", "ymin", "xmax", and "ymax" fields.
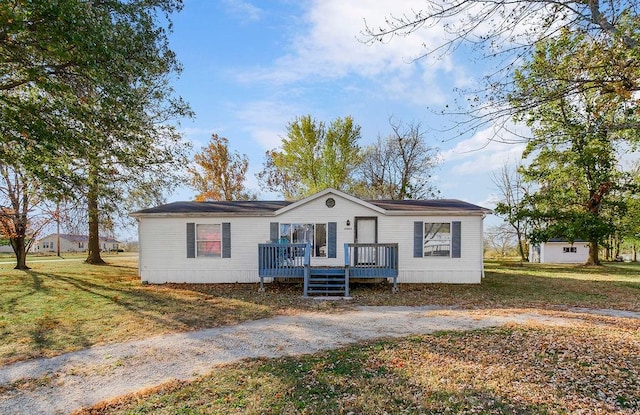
[
  {"xmin": 131, "ymin": 188, "xmax": 491, "ymax": 290},
  {"xmin": 0, "ymin": 244, "xmax": 13, "ymax": 253},
  {"xmin": 528, "ymin": 238, "xmax": 589, "ymax": 264},
  {"xmin": 35, "ymin": 234, "xmax": 122, "ymax": 253}
]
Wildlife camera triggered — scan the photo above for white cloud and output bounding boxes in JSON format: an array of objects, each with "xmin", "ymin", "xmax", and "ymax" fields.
[
  {"xmin": 237, "ymin": 1, "xmax": 472, "ymax": 106},
  {"xmin": 440, "ymin": 123, "xmax": 528, "ymax": 175},
  {"xmin": 232, "ymin": 100, "xmax": 300, "ymax": 150},
  {"xmin": 222, "ymin": 0, "xmax": 263, "ymax": 23}
]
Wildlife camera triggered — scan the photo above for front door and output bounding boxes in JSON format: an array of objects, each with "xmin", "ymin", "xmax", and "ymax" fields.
[{"xmin": 355, "ymin": 217, "xmax": 377, "ymax": 265}]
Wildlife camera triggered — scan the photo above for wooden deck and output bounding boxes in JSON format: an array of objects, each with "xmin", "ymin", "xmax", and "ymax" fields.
[{"xmin": 258, "ymin": 242, "xmax": 399, "ymax": 297}]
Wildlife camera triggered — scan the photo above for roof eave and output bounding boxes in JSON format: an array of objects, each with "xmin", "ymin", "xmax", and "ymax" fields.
[
  {"xmin": 130, "ymin": 211, "xmax": 278, "ymax": 219},
  {"xmin": 274, "ymin": 188, "xmax": 386, "ymax": 215},
  {"xmin": 384, "ymin": 209, "xmax": 493, "ymax": 216}
]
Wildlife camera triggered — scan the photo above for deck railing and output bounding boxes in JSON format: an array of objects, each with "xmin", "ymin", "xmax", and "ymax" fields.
[
  {"xmin": 344, "ymin": 243, "xmax": 399, "ymax": 295},
  {"xmin": 258, "ymin": 242, "xmax": 310, "ymax": 291},
  {"xmin": 258, "ymin": 242, "xmax": 399, "ymax": 296}
]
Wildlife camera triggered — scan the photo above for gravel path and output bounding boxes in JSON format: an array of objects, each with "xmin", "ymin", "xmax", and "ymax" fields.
[{"xmin": 0, "ymin": 306, "xmax": 636, "ymax": 414}]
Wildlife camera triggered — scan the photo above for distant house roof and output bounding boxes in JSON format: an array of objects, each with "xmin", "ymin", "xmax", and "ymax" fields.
[
  {"xmin": 546, "ymin": 238, "xmax": 587, "ymax": 243},
  {"xmin": 131, "ymin": 188, "xmax": 492, "ymax": 217},
  {"xmin": 39, "ymin": 234, "xmax": 121, "ymax": 243}
]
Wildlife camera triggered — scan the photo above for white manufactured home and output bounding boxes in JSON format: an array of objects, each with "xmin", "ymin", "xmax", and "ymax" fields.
[
  {"xmin": 529, "ymin": 239, "xmax": 589, "ymax": 264},
  {"xmin": 131, "ymin": 189, "xmax": 491, "ymax": 295}
]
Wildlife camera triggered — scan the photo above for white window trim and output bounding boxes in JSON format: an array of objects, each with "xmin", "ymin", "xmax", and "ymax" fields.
[
  {"xmin": 279, "ymin": 223, "xmax": 328, "ymax": 258},
  {"xmin": 196, "ymin": 223, "xmax": 222, "ymax": 258},
  {"xmin": 423, "ymin": 222, "xmax": 452, "ymax": 258}
]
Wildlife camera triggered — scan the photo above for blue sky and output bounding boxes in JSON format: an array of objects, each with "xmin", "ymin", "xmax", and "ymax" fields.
[{"xmin": 163, "ymin": 0, "xmax": 526, "ymax": 215}]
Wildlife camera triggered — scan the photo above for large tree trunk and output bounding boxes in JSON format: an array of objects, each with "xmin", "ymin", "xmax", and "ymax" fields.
[
  {"xmin": 516, "ymin": 229, "xmax": 528, "ymax": 262},
  {"xmin": 586, "ymin": 240, "xmax": 600, "ymax": 265},
  {"xmin": 85, "ymin": 166, "xmax": 105, "ymax": 265},
  {"xmin": 11, "ymin": 236, "xmax": 29, "ymax": 270}
]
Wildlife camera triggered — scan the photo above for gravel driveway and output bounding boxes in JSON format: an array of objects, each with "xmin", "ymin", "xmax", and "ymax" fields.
[{"xmin": 0, "ymin": 306, "xmax": 634, "ymax": 414}]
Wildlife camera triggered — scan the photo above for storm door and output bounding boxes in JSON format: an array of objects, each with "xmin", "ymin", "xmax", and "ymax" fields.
[{"xmin": 354, "ymin": 217, "xmax": 377, "ymax": 265}]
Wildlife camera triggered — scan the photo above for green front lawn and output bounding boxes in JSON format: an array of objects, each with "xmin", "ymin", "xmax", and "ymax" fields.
[{"xmin": 1, "ymin": 259, "xmax": 638, "ymax": 366}]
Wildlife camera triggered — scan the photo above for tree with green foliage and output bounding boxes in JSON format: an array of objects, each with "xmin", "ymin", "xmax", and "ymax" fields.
[
  {"xmin": 619, "ymin": 163, "xmax": 640, "ymax": 261},
  {"xmin": 1, "ymin": 1, "xmax": 192, "ymax": 265},
  {"xmin": 355, "ymin": 118, "xmax": 439, "ymax": 200},
  {"xmin": 512, "ymin": 31, "xmax": 640, "ymax": 265},
  {"xmin": 1, "ymin": 0, "xmax": 189, "ymax": 190},
  {"xmin": 258, "ymin": 115, "xmax": 361, "ymax": 199},
  {"xmin": 189, "ymin": 134, "xmax": 255, "ymax": 201},
  {"xmin": 80, "ymin": 107, "xmax": 189, "ymax": 265}
]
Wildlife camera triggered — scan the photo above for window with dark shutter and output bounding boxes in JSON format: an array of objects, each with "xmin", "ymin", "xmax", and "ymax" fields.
[
  {"xmin": 222, "ymin": 222, "xmax": 231, "ymax": 258},
  {"xmin": 451, "ymin": 221, "xmax": 461, "ymax": 258},
  {"xmin": 186, "ymin": 223, "xmax": 195, "ymax": 258},
  {"xmin": 270, "ymin": 222, "xmax": 279, "ymax": 242},
  {"xmin": 327, "ymin": 222, "xmax": 337, "ymax": 258},
  {"xmin": 414, "ymin": 221, "xmax": 423, "ymax": 258}
]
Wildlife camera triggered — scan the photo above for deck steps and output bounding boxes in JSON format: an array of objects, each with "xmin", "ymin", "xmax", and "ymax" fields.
[{"xmin": 306, "ymin": 268, "xmax": 347, "ymax": 297}]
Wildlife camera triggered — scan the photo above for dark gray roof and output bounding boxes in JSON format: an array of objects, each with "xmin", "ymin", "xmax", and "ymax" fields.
[
  {"xmin": 367, "ymin": 199, "xmax": 490, "ymax": 212},
  {"xmin": 132, "ymin": 198, "xmax": 490, "ymax": 215},
  {"xmin": 133, "ymin": 200, "xmax": 292, "ymax": 215}
]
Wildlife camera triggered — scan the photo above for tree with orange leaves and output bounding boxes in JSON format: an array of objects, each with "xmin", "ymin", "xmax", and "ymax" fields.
[
  {"xmin": 0, "ymin": 163, "xmax": 52, "ymax": 269},
  {"xmin": 188, "ymin": 134, "xmax": 256, "ymax": 201}
]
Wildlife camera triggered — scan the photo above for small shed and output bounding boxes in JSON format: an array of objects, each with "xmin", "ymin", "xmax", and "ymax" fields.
[{"xmin": 529, "ymin": 238, "xmax": 589, "ymax": 264}]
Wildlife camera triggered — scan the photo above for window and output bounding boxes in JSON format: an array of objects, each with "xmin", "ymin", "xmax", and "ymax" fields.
[
  {"xmin": 563, "ymin": 246, "xmax": 577, "ymax": 253},
  {"xmin": 196, "ymin": 224, "xmax": 221, "ymax": 257},
  {"xmin": 42, "ymin": 242, "xmax": 49, "ymax": 249},
  {"xmin": 424, "ymin": 222, "xmax": 451, "ymax": 257},
  {"xmin": 279, "ymin": 223, "xmax": 327, "ymax": 257},
  {"xmin": 78, "ymin": 242, "xmax": 84, "ymax": 249}
]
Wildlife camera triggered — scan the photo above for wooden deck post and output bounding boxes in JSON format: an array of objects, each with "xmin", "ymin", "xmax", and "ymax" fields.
[
  {"xmin": 344, "ymin": 243, "xmax": 350, "ymax": 298},
  {"xmin": 303, "ymin": 243, "xmax": 311, "ymax": 297}
]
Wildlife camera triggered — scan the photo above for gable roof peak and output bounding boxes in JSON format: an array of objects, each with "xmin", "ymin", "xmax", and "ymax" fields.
[{"xmin": 274, "ymin": 188, "xmax": 386, "ymax": 215}]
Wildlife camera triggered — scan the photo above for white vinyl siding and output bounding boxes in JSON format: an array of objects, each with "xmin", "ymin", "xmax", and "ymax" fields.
[
  {"xmin": 531, "ymin": 242, "xmax": 589, "ymax": 263},
  {"xmin": 136, "ymin": 191, "xmax": 486, "ymax": 284}
]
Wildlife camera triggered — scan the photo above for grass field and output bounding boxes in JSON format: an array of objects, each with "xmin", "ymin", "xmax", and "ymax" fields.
[
  {"xmin": 2, "ymin": 258, "xmax": 639, "ymax": 414},
  {"xmin": 1, "ymin": 258, "xmax": 639, "ymax": 366}
]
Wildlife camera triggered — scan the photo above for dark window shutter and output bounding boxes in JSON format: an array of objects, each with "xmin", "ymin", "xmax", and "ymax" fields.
[
  {"xmin": 186, "ymin": 223, "xmax": 195, "ymax": 258},
  {"xmin": 414, "ymin": 221, "xmax": 423, "ymax": 258},
  {"xmin": 327, "ymin": 222, "xmax": 337, "ymax": 258},
  {"xmin": 452, "ymin": 221, "xmax": 461, "ymax": 258},
  {"xmin": 270, "ymin": 222, "xmax": 279, "ymax": 242},
  {"xmin": 222, "ymin": 222, "xmax": 231, "ymax": 258}
]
